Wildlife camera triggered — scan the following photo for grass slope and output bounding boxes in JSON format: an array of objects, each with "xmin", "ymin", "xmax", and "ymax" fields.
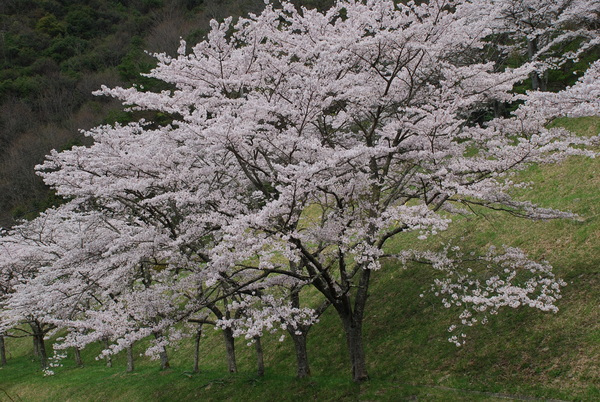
[{"xmin": 1, "ymin": 117, "xmax": 598, "ymax": 401}]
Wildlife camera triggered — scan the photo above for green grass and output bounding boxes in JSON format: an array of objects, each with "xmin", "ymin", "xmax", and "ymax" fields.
[{"xmin": 1, "ymin": 117, "xmax": 599, "ymax": 401}]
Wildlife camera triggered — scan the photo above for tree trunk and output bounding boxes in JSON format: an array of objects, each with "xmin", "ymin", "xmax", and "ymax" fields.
[
  {"xmin": 0, "ymin": 335, "xmax": 7, "ymax": 366},
  {"xmin": 29, "ymin": 322, "xmax": 48, "ymax": 369},
  {"xmin": 159, "ymin": 345, "xmax": 170, "ymax": 370},
  {"xmin": 222, "ymin": 327, "xmax": 237, "ymax": 373},
  {"xmin": 33, "ymin": 335, "xmax": 40, "ymax": 358},
  {"xmin": 334, "ymin": 268, "xmax": 371, "ymax": 382},
  {"xmin": 527, "ymin": 37, "xmax": 542, "ymax": 91},
  {"xmin": 289, "ymin": 260, "xmax": 311, "ymax": 378},
  {"xmin": 152, "ymin": 332, "xmax": 170, "ymax": 370},
  {"xmin": 74, "ymin": 347, "xmax": 83, "ymax": 367},
  {"xmin": 35, "ymin": 333, "xmax": 48, "ymax": 370},
  {"xmin": 541, "ymin": 70, "xmax": 548, "ymax": 91},
  {"xmin": 103, "ymin": 338, "xmax": 112, "ymax": 368},
  {"xmin": 290, "ymin": 331, "xmax": 310, "ymax": 378},
  {"xmin": 341, "ymin": 316, "xmax": 368, "ymax": 382},
  {"xmin": 127, "ymin": 343, "xmax": 135, "ymax": 373},
  {"xmin": 493, "ymin": 100, "xmax": 506, "ymax": 118},
  {"xmin": 254, "ymin": 336, "xmax": 265, "ymax": 376},
  {"xmin": 193, "ymin": 325, "xmax": 202, "ymax": 373}
]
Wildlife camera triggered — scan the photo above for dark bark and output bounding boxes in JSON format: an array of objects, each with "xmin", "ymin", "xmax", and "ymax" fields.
[
  {"xmin": 103, "ymin": 338, "xmax": 112, "ymax": 368},
  {"xmin": 126, "ymin": 344, "xmax": 135, "ymax": 373},
  {"xmin": 30, "ymin": 322, "xmax": 48, "ymax": 369},
  {"xmin": 34, "ymin": 333, "xmax": 48, "ymax": 370},
  {"xmin": 289, "ymin": 260, "xmax": 311, "ymax": 378},
  {"xmin": 33, "ymin": 335, "xmax": 40, "ymax": 358},
  {"xmin": 293, "ymin": 242, "xmax": 371, "ymax": 382},
  {"xmin": 526, "ymin": 37, "xmax": 546, "ymax": 91},
  {"xmin": 206, "ymin": 302, "xmax": 237, "ymax": 373},
  {"xmin": 222, "ymin": 327, "xmax": 237, "ymax": 373},
  {"xmin": 0, "ymin": 335, "xmax": 7, "ymax": 366},
  {"xmin": 254, "ymin": 336, "xmax": 264, "ymax": 376},
  {"xmin": 193, "ymin": 325, "xmax": 203, "ymax": 373},
  {"xmin": 340, "ymin": 316, "xmax": 368, "ymax": 382},
  {"xmin": 334, "ymin": 268, "xmax": 371, "ymax": 383},
  {"xmin": 493, "ymin": 100, "xmax": 507, "ymax": 118},
  {"xmin": 290, "ymin": 332, "xmax": 310, "ymax": 378},
  {"xmin": 74, "ymin": 347, "xmax": 83, "ymax": 367}
]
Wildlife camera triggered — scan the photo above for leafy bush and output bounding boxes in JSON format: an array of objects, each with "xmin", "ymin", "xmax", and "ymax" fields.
[
  {"xmin": 45, "ymin": 36, "xmax": 89, "ymax": 63},
  {"xmin": 35, "ymin": 14, "xmax": 65, "ymax": 37}
]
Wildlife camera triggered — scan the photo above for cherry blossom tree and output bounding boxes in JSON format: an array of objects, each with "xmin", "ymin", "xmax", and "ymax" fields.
[
  {"xmin": 214, "ymin": 279, "xmax": 327, "ymax": 377},
  {"xmin": 525, "ymin": 59, "xmax": 600, "ymax": 117},
  {"xmin": 480, "ymin": 0, "xmax": 600, "ymax": 90},
  {"xmin": 73, "ymin": 0, "xmax": 598, "ymax": 382},
  {"xmin": 0, "ymin": 200, "xmax": 185, "ymax": 371},
  {"xmin": 0, "ymin": 213, "xmax": 64, "ymax": 369},
  {"xmin": 36, "ymin": 121, "xmax": 251, "ymax": 372},
  {"xmin": 11, "ymin": 0, "xmax": 598, "ymax": 382},
  {"xmin": 37, "ymin": 95, "xmax": 322, "ymax": 375}
]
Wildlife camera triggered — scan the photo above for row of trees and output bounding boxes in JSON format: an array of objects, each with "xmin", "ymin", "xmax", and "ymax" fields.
[{"xmin": 1, "ymin": 0, "xmax": 599, "ymax": 382}]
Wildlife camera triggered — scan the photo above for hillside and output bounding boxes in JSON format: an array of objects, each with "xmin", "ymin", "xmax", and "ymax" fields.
[
  {"xmin": 0, "ymin": 1, "xmax": 598, "ymax": 401},
  {"xmin": 1, "ymin": 118, "xmax": 598, "ymax": 401},
  {"xmin": 0, "ymin": 0, "xmax": 272, "ymax": 227}
]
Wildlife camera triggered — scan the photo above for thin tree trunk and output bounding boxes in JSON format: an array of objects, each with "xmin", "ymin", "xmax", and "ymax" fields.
[
  {"xmin": 126, "ymin": 343, "xmax": 135, "ymax": 373},
  {"xmin": 74, "ymin": 347, "xmax": 83, "ymax": 367},
  {"xmin": 153, "ymin": 333, "xmax": 170, "ymax": 370},
  {"xmin": 254, "ymin": 336, "xmax": 264, "ymax": 376},
  {"xmin": 335, "ymin": 268, "xmax": 371, "ymax": 383},
  {"xmin": 193, "ymin": 325, "xmax": 202, "ymax": 373},
  {"xmin": 36, "ymin": 333, "xmax": 48, "ymax": 370},
  {"xmin": 29, "ymin": 322, "xmax": 48, "ymax": 369},
  {"xmin": 527, "ymin": 37, "xmax": 541, "ymax": 91},
  {"xmin": 289, "ymin": 260, "xmax": 311, "ymax": 378},
  {"xmin": 290, "ymin": 331, "xmax": 310, "ymax": 378},
  {"xmin": 33, "ymin": 335, "xmax": 40, "ymax": 358},
  {"xmin": 222, "ymin": 327, "xmax": 237, "ymax": 373},
  {"xmin": 493, "ymin": 100, "xmax": 506, "ymax": 118},
  {"xmin": 541, "ymin": 70, "xmax": 548, "ymax": 91},
  {"xmin": 0, "ymin": 335, "xmax": 7, "ymax": 366},
  {"xmin": 103, "ymin": 338, "xmax": 112, "ymax": 368}
]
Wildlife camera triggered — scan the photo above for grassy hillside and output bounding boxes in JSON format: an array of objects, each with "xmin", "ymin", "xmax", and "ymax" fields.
[{"xmin": 1, "ymin": 117, "xmax": 598, "ymax": 401}]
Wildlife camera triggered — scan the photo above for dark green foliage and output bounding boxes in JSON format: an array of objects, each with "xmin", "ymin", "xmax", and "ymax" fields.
[
  {"xmin": 117, "ymin": 36, "xmax": 154, "ymax": 81},
  {"xmin": 45, "ymin": 35, "xmax": 89, "ymax": 62},
  {"xmin": 185, "ymin": 28, "xmax": 208, "ymax": 45},
  {"xmin": 2, "ymin": 31, "xmax": 51, "ymax": 66},
  {"xmin": 10, "ymin": 190, "xmax": 63, "ymax": 222},
  {"xmin": 103, "ymin": 109, "xmax": 135, "ymax": 125},
  {"xmin": 35, "ymin": 14, "xmax": 65, "ymax": 37},
  {"xmin": 0, "ymin": 0, "xmax": 37, "ymax": 14},
  {"xmin": 142, "ymin": 0, "xmax": 164, "ymax": 10},
  {"xmin": 290, "ymin": 0, "xmax": 336, "ymax": 11},
  {"xmin": 65, "ymin": 6, "xmax": 99, "ymax": 38}
]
